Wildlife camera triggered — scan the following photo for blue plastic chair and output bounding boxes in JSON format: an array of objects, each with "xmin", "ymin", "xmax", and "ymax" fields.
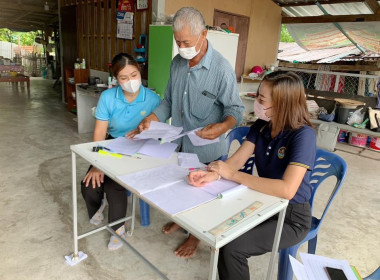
[
  {"xmin": 221, "ymin": 126, "xmax": 255, "ymax": 175},
  {"xmin": 364, "ymin": 267, "xmax": 380, "ymax": 280},
  {"xmin": 277, "ymin": 148, "xmax": 348, "ymax": 280},
  {"xmin": 126, "ymin": 191, "xmax": 150, "ymax": 227}
]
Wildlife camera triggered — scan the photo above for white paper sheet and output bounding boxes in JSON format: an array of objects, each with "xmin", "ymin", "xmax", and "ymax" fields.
[
  {"xmin": 289, "ymin": 255, "xmax": 309, "ymax": 280},
  {"xmin": 134, "ymin": 121, "xmax": 183, "ymax": 141},
  {"xmin": 117, "ymin": 164, "xmax": 189, "ymax": 195},
  {"xmin": 300, "ymin": 253, "xmax": 357, "ymax": 280},
  {"xmin": 187, "ymin": 128, "xmax": 220, "ymax": 146},
  {"xmin": 106, "ymin": 137, "xmax": 177, "ymax": 159},
  {"xmin": 106, "ymin": 137, "xmax": 146, "ymax": 155},
  {"xmin": 137, "ymin": 139, "xmax": 178, "ymax": 159},
  {"xmin": 143, "ymin": 180, "xmax": 216, "ymax": 215},
  {"xmin": 178, "ymin": 152, "xmax": 202, "ymax": 168},
  {"xmin": 201, "ymin": 179, "xmax": 241, "ymax": 197}
]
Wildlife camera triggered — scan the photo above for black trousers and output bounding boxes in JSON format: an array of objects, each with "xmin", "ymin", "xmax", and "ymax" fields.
[
  {"xmin": 218, "ymin": 202, "xmax": 311, "ymax": 280},
  {"xmin": 81, "ymin": 166, "xmax": 128, "ymax": 231},
  {"xmin": 80, "ymin": 134, "xmax": 127, "ymax": 231}
]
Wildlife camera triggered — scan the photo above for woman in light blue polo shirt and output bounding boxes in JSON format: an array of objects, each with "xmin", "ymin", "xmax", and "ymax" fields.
[
  {"xmin": 81, "ymin": 53, "xmax": 160, "ymax": 250},
  {"xmin": 188, "ymin": 72, "xmax": 316, "ymax": 280}
]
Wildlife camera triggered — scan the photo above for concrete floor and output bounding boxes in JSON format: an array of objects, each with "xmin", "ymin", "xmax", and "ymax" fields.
[{"xmin": 0, "ymin": 78, "xmax": 379, "ymax": 280}]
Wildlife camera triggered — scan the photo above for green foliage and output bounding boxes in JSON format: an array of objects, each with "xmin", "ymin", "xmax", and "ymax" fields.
[
  {"xmin": 0, "ymin": 28, "xmax": 13, "ymax": 43},
  {"xmin": 280, "ymin": 24, "xmax": 295, "ymax": 42},
  {"xmin": 0, "ymin": 28, "xmax": 39, "ymax": 45}
]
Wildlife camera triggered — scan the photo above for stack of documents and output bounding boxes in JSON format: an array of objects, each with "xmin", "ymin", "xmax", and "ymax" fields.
[
  {"xmin": 290, "ymin": 253, "xmax": 360, "ymax": 280},
  {"xmin": 106, "ymin": 137, "xmax": 177, "ymax": 159},
  {"xmin": 117, "ymin": 164, "xmax": 246, "ymax": 215}
]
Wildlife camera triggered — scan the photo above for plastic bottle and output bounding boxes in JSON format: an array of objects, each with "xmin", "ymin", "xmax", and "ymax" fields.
[{"xmin": 81, "ymin": 58, "xmax": 86, "ymax": 69}]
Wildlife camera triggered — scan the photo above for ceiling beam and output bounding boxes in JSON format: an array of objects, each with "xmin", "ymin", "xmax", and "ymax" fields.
[
  {"xmin": 0, "ymin": 3, "xmax": 57, "ymax": 15},
  {"xmin": 282, "ymin": 13, "xmax": 380, "ymax": 23},
  {"xmin": 274, "ymin": 0, "xmax": 365, "ymax": 7},
  {"xmin": 365, "ymin": 0, "xmax": 380, "ymax": 14},
  {"xmin": 0, "ymin": 22, "xmax": 41, "ymax": 31}
]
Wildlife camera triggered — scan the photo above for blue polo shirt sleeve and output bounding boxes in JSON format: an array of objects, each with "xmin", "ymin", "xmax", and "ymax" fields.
[
  {"xmin": 95, "ymin": 90, "xmax": 112, "ymax": 121},
  {"xmin": 246, "ymin": 119, "xmax": 268, "ymax": 144},
  {"xmin": 288, "ymin": 126, "xmax": 316, "ymax": 171}
]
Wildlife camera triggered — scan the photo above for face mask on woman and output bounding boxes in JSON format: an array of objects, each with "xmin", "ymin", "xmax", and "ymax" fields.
[
  {"xmin": 178, "ymin": 34, "xmax": 204, "ymax": 60},
  {"xmin": 121, "ymin": 78, "xmax": 141, "ymax": 94},
  {"xmin": 253, "ymin": 100, "xmax": 272, "ymax": 122}
]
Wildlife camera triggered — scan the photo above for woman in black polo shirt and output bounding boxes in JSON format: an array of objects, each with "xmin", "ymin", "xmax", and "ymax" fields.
[{"xmin": 188, "ymin": 71, "xmax": 316, "ymax": 280}]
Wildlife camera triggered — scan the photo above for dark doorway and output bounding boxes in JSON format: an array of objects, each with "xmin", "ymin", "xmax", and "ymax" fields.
[{"xmin": 214, "ymin": 10, "xmax": 250, "ymax": 82}]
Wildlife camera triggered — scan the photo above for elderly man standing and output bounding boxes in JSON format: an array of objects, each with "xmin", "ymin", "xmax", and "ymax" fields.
[{"xmin": 128, "ymin": 7, "xmax": 244, "ymax": 258}]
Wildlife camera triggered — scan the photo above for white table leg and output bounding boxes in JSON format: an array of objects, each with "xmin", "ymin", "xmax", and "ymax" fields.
[
  {"xmin": 127, "ymin": 193, "xmax": 137, "ymax": 236},
  {"xmin": 266, "ymin": 207, "xmax": 286, "ymax": 280},
  {"xmin": 208, "ymin": 247, "xmax": 219, "ymax": 280},
  {"xmin": 71, "ymin": 151, "xmax": 79, "ymax": 261}
]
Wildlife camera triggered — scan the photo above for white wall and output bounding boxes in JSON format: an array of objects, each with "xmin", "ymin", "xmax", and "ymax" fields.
[{"xmin": 0, "ymin": 41, "xmax": 16, "ymax": 59}]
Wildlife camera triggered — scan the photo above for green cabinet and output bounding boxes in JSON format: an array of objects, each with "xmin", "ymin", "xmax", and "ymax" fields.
[{"xmin": 148, "ymin": 25, "xmax": 175, "ymax": 99}]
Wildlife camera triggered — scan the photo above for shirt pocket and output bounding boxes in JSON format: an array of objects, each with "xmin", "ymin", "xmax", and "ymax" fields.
[{"xmin": 190, "ymin": 90, "xmax": 218, "ymax": 120}]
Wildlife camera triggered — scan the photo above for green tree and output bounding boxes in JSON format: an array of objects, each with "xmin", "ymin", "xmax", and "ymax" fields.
[
  {"xmin": 0, "ymin": 28, "xmax": 39, "ymax": 45},
  {"xmin": 0, "ymin": 28, "xmax": 13, "ymax": 43},
  {"xmin": 17, "ymin": 31, "xmax": 37, "ymax": 45},
  {"xmin": 280, "ymin": 24, "xmax": 295, "ymax": 42}
]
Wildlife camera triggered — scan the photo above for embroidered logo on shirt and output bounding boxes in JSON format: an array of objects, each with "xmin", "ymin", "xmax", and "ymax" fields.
[
  {"xmin": 278, "ymin": 147, "xmax": 286, "ymax": 159},
  {"xmin": 141, "ymin": 110, "xmax": 146, "ymax": 116}
]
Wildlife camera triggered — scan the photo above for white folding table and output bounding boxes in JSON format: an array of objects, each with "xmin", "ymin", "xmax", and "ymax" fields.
[{"xmin": 70, "ymin": 140, "xmax": 288, "ymax": 280}]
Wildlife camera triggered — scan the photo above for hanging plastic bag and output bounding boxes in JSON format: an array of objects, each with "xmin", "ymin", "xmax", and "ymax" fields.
[{"xmin": 347, "ymin": 107, "xmax": 365, "ymax": 126}]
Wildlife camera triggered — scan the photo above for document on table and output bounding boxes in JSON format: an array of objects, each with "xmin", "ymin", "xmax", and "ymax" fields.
[
  {"xmin": 117, "ymin": 164, "xmax": 188, "ymax": 195},
  {"xmin": 177, "ymin": 152, "xmax": 202, "ymax": 168},
  {"xmin": 143, "ymin": 181, "xmax": 216, "ymax": 215},
  {"xmin": 290, "ymin": 253, "xmax": 358, "ymax": 280},
  {"xmin": 117, "ymin": 164, "xmax": 246, "ymax": 215},
  {"xmin": 106, "ymin": 137, "xmax": 177, "ymax": 159}
]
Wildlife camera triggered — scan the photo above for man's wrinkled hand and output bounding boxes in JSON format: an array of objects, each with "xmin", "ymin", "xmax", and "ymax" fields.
[{"xmin": 195, "ymin": 123, "xmax": 226, "ymax": 140}]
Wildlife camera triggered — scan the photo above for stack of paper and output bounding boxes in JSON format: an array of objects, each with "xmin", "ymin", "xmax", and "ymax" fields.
[
  {"xmin": 106, "ymin": 137, "xmax": 177, "ymax": 159},
  {"xmin": 177, "ymin": 152, "xmax": 202, "ymax": 168},
  {"xmin": 117, "ymin": 164, "xmax": 245, "ymax": 215},
  {"xmin": 290, "ymin": 253, "xmax": 359, "ymax": 280}
]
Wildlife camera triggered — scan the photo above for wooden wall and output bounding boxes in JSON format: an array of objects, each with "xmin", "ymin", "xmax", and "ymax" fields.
[{"xmin": 61, "ymin": 0, "xmax": 152, "ymax": 72}]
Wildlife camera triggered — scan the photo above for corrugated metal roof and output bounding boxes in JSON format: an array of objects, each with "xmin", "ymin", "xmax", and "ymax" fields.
[
  {"xmin": 283, "ymin": 2, "xmax": 375, "ymax": 17},
  {"xmin": 275, "ymin": 1, "xmax": 380, "ymax": 54},
  {"xmin": 278, "ymin": 42, "xmax": 378, "ymax": 63}
]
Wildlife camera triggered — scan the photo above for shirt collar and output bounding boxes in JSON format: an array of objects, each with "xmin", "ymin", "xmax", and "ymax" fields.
[
  {"xmin": 116, "ymin": 85, "xmax": 146, "ymax": 104},
  {"xmin": 187, "ymin": 40, "xmax": 213, "ymax": 71},
  {"xmin": 261, "ymin": 122, "xmax": 291, "ymax": 140}
]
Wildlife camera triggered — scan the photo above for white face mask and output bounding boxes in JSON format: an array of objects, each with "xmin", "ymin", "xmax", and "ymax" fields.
[
  {"xmin": 178, "ymin": 33, "xmax": 204, "ymax": 60},
  {"xmin": 120, "ymin": 79, "xmax": 141, "ymax": 94},
  {"xmin": 254, "ymin": 100, "xmax": 272, "ymax": 122}
]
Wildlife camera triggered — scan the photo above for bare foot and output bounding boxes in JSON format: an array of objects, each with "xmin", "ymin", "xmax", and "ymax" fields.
[
  {"xmin": 162, "ymin": 222, "xmax": 181, "ymax": 235},
  {"xmin": 174, "ymin": 234, "xmax": 200, "ymax": 259}
]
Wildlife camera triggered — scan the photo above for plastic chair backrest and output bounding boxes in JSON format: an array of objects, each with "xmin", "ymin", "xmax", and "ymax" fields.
[
  {"xmin": 308, "ymin": 148, "xmax": 348, "ymax": 224},
  {"xmin": 277, "ymin": 149, "xmax": 347, "ymax": 280},
  {"xmin": 222, "ymin": 126, "xmax": 254, "ymax": 174}
]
